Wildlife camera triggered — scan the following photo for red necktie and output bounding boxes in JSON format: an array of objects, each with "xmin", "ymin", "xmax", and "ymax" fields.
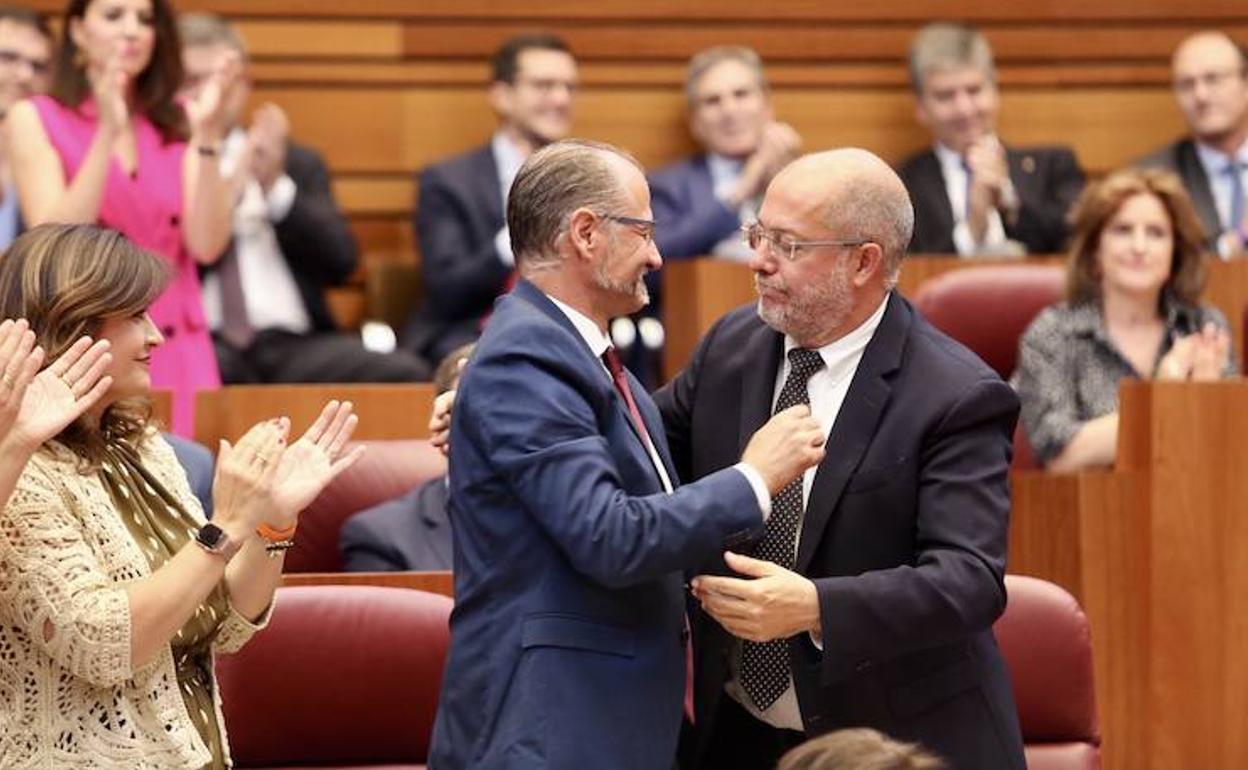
[
  {"xmin": 602, "ymin": 346, "xmax": 695, "ymax": 722},
  {"xmin": 601, "ymin": 347, "xmax": 655, "ymax": 451}
]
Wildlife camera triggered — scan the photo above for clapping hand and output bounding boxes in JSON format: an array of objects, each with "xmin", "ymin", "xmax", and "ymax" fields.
[
  {"xmin": 90, "ymin": 44, "xmax": 130, "ymax": 137},
  {"xmin": 184, "ymin": 48, "xmax": 243, "ymax": 145},
  {"xmin": 268, "ymin": 401, "xmax": 364, "ymax": 527},
  {"xmin": 0, "ymin": 320, "xmax": 113, "ymax": 453},
  {"xmin": 246, "ymin": 103, "xmax": 289, "ymax": 192},
  {"xmin": 1158, "ymin": 322, "xmax": 1230, "ymax": 381}
]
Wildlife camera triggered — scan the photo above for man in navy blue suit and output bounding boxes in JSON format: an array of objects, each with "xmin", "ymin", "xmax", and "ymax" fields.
[
  {"xmin": 650, "ymin": 46, "xmax": 802, "ymax": 261},
  {"xmin": 428, "ymin": 139, "xmax": 826, "ymax": 770},
  {"xmin": 403, "ymin": 33, "xmax": 578, "ymax": 363}
]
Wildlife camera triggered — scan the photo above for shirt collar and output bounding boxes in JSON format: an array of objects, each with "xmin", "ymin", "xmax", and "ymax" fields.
[
  {"xmin": 706, "ymin": 152, "xmax": 744, "ymax": 185},
  {"xmin": 1067, "ymin": 294, "xmax": 1199, "ymax": 338},
  {"xmin": 784, "ymin": 292, "xmax": 889, "ymax": 365},
  {"xmin": 545, "ymin": 293, "xmax": 612, "ymax": 358},
  {"xmin": 1194, "ymin": 138, "xmax": 1248, "ymax": 177},
  {"xmin": 933, "ymin": 141, "xmax": 966, "ymax": 172}
]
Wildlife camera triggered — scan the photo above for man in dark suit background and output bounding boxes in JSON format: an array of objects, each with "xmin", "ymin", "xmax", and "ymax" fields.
[
  {"xmin": 650, "ymin": 46, "xmax": 802, "ymax": 261},
  {"xmin": 403, "ymin": 33, "xmax": 578, "ymax": 363},
  {"xmin": 179, "ymin": 14, "xmax": 430, "ymax": 383},
  {"xmin": 338, "ymin": 343, "xmax": 473, "ymax": 572},
  {"xmin": 1139, "ymin": 31, "xmax": 1248, "ymax": 258},
  {"xmin": 898, "ymin": 23, "xmax": 1084, "ymax": 256},
  {"xmin": 428, "ymin": 139, "xmax": 825, "ymax": 770},
  {"xmin": 655, "ymin": 148, "xmax": 1026, "ymax": 769}
]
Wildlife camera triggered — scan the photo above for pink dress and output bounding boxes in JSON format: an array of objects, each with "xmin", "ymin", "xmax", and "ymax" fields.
[{"xmin": 31, "ymin": 95, "xmax": 220, "ymax": 436}]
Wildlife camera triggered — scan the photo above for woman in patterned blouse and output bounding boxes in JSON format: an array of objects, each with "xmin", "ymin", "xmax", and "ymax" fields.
[
  {"xmin": 1014, "ymin": 168, "xmax": 1235, "ymax": 472},
  {"xmin": 0, "ymin": 224, "xmax": 364, "ymax": 768}
]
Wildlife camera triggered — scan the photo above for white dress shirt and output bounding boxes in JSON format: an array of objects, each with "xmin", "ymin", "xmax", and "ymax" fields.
[
  {"xmin": 724, "ymin": 293, "xmax": 890, "ymax": 731},
  {"xmin": 491, "ymin": 131, "xmax": 527, "ymax": 267},
  {"xmin": 202, "ymin": 128, "xmax": 311, "ymax": 335},
  {"xmin": 706, "ymin": 153, "xmax": 757, "ymax": 261},
  {"xmin": 934, "ymin": 142, "xmax": 1022, "ymax": 258},
  {"xmin": 1194, "ymin": 139, "xmax": 1248, "ymax": 257}
]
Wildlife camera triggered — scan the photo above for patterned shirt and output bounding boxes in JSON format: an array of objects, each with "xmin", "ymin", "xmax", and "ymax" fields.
[{"xmin": 1012, "ymin": 298, "xmax": 1236, "ymax": 464}]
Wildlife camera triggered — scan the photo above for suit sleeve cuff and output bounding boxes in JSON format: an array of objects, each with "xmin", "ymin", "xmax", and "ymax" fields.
[
  {"xmin": 734, "ymin": 462, "xmax": 772, "ymax": 522},
  {"xmin": 265, "ymin": 174, "xmax": 297, "ymax": 222}
]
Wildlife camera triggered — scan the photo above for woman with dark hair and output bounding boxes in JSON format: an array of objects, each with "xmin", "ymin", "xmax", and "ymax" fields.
[
  {"xmin": 1014, "ymin": 168, "xmax": 1235, "ymax": 472},
  {"xmin": 6, "ymin": 0, "xmax": 238, "ymax": 435},
  {"xmin": 0, "ymin": 224, "xmax": 362, "ymax": 768}
]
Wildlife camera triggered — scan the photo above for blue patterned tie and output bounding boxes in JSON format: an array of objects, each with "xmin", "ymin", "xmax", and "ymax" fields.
[{"xmin": 740, "ymin": 347, "xmax": 825, "ymax": 712}]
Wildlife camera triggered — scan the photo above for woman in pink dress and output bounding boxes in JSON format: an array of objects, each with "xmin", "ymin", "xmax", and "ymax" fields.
[{"xmin": 8, "ymin": 0, "xmax": 238, "ymax": 436}]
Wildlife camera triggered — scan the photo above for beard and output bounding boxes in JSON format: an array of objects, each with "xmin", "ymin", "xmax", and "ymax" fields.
[
  {"xmin": 755, "ymin": 262, "xmax": 853, "ymax": 343},
  {"xmin": 593, "ymin": 252, "xmax": 650, "ymax": 310}
]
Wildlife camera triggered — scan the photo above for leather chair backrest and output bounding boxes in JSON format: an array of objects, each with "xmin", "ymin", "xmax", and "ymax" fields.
[
  {"xmin": 217, "ymin": 584, "xmax": 453, "ymax": 768},
  {"xmin": 913, "ymin": 265, "xmax": 1065, "ymax": 380},
  {"xmin": 286, "ymin": 439, "xmax": 447, "ymax": 573},
  {"xmin": 994, "ymin": 575, "xmax": 1101, "ymax": 770}
]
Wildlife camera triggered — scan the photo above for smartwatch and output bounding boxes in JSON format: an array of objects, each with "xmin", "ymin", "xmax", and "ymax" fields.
[{"xmin": 194, "ymin": 523, "xmax": 243, "ymax": 562}]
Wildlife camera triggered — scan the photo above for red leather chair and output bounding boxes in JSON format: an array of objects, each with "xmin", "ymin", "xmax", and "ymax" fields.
[
  {"xmin": 912, "ymin": 264, "xmax": 1065, "ymax": 380},
  {"xmin": 217, "ymin": 584, "xmax": 453, "ymax": 769},
  {"xmin": 994, "ymin": 575, "xmax": 1101, "ymax": 770},
  {"xmin": 286, "ymin": 439, "xmax": 446, "ymax": 573}
]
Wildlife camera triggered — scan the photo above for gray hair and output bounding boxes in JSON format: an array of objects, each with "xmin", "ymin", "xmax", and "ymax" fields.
[
  {"xmin": 907, "ymin": 22, "xmax": 995, "ymax": 95},
  {"xmin": 507, "ymin": 139, "xmax": 641, "ymax": 270},
  {"xmin": 178, "ymin": 12, "xmax": 249, "ymax": 61},
  {"xmin": 684, "ymin": 46, "xmax": 768, "ymax": 109}
]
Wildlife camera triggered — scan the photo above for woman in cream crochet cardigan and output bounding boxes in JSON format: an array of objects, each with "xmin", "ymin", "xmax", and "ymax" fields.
[{"xmin": 0, "ymin": 224, "xmax": 364, "ymax": 768}]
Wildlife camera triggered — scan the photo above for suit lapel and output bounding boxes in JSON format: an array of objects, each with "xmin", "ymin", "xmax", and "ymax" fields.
[
  {"xmin": 736, "ymin": 321, "xmax": 786, "ymax": 455},
  {"xmin": 510, "ymin": 281, "xmax": 672, "ymax": 486},
  {"xmin": 916, "ymin": 151, "xmax": 957, "ymax": 251},
  {"xmin": 1176, "ymin": 139, "xmax": 1223, "ymax": 240},
  {"xmin": 795, "ymin": 294, "xmax": 910, "ymax": 573},
  {"xmin": 471, "ymin": 144, "xmax": 505, "ymax": 228}
]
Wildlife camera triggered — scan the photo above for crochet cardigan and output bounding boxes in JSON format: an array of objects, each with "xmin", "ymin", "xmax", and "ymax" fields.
[{"xmin": 0, "ymin": 433, "xmax": 268, "ymax": 768}]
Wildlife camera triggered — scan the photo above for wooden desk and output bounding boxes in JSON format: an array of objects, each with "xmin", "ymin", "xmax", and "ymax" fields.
[
  {"xmin": 194, "ymin": 382, "xmax": 435, "ymax": 449},
  {"xmin": 663, "ymin": 255, "xmax": 1248, "ymax": 379},
  {"xmin": 1010, "ymin": 381, "xmax": 1248, "ymax": 770}
]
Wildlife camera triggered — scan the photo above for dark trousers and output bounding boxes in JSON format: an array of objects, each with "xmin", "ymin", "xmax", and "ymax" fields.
[
  {"xmin": 215, "ymin": 329, "xmax": 431, "ymax": 385},
  {"xmin": 696, "ymin": 693, "xmax": 806, "ymax": 770}
]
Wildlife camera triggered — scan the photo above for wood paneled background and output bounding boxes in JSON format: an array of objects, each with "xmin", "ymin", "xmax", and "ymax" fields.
[{"xmin": 26, "ymin": 1, "xmax": 1248, "ymax": 298}]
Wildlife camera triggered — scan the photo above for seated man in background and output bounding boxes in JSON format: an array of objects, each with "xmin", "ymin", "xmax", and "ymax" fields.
[
  {"xmin": 650, "ymin": 46, "xmax": 801, "ymax": 261},
  {"xmin": 0, "ymin": 6, "xmax": 50, "ymax": 250},
  {"xmin": 1139, "ymin": 31, "xmax": 1248, "ymax": 258},
  {"xmin": 402, "ymin": 33, "xmax": 577, "ymax": 363},
  {"xmin": 899, "ymin": 22, "xmax": 1084, "ymax": 256},
  {"xmin": 180, "ymin": 13, "xmax": 430, "ymax": 384},
  {"xmin": 339, "ymin": 343, "xmax": 472, "ymax": 572}
]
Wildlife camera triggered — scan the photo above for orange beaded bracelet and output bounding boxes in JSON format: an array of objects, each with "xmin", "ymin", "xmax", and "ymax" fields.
[{"xmin": 256, "ymin": 522, "xmax": 297, "ymax": 542}]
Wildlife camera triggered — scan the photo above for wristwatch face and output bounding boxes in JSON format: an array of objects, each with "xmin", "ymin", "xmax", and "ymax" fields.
[{"xmin": 196, "ymin": 523, "xmax": 227, "ymax": 551}]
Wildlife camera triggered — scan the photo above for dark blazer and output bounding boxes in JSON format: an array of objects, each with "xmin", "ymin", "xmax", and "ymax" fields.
[
  {"xmin": 655, "ymin": 295, "xmax": 1026, "ymax": 770},
  {"xmin": 199, "ymin": 142, "xmax": 357, "ymax": 333},
  {"xmin": 899, "ymin": 145, "xmax": 1085, "ymax": 254},
  {"xmin": 428, "ymin": 279, "xmax": 763, "ymax": 770},
  {"xmin": 1137, "ymin": 138, "xmax": 1222, "ymax": 248},
  {"xmin": 650, "ymin": 154, "xmax": 743, "ymax": 259},
  {"xmin": 338, "ymin": 476, "xmax": 453, "ymax": 571},
  {"xmin": 404, "ymin": 143, "xmax": 511, "ymax": 362}
]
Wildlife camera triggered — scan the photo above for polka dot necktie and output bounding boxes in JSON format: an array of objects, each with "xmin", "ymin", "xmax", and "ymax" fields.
[{"xmin": 740, "ymin": 347, "xmax": 825, "ymax": 712}]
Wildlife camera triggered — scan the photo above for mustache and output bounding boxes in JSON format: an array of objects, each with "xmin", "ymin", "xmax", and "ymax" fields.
[{"xmin": 754, "ymin": 275, "xmax": 786, "ymax": 293}]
